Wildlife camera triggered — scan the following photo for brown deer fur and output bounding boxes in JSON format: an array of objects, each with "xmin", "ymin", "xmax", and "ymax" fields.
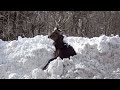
[{"xmin": 42, "ymin": 27, "xmax": 76, "ymax": 70}]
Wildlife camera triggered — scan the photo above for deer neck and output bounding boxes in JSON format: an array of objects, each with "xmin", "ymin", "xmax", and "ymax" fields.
[{"xmin": 54, "ymin": 39, "xmax": 65, "ymax": 49}]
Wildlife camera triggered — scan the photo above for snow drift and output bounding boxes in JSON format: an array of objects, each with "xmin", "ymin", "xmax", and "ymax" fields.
[{"xmin": 0, "ymin": 35, "xmax": 120, "ymax": 79}]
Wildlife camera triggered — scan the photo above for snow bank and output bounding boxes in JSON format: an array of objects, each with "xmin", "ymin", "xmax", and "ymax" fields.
[{"xmin": 0, "ymin": 35, "xmax": 120, "ymax": 79}]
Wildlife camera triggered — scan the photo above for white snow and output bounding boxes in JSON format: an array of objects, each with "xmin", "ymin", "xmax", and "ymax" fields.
[
  {"xmin": 31, "ymin": 68, "xmax": 47, "ymax": 79},
  {"xmin": 47, "ymin": 57, "xmax": 63, "ymax": 76},
  {"xmin": 1, "ymin": 34, "xmax": 120, "ymax": 79}
]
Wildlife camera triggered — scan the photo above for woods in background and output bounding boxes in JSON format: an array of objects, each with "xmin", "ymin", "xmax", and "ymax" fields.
[{"xmin": 0, "ymin": 11, "xmax": 120, "ymax": 41}]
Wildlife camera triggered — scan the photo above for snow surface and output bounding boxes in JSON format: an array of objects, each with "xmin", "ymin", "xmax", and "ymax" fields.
[{"xmin": 1, "ymin": 35, "xmax": 120, "ymax": 79}]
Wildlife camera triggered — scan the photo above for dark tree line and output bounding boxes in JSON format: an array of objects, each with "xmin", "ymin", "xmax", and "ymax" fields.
[{"xmin": 0, "ymin": 11, "xmax": 120, "ymax": 41}]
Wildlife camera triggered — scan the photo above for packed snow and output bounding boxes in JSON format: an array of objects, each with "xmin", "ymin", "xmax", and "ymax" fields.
[{"xmin": 1, "ymin": 35, "xmax": 120, "ymax": 79}]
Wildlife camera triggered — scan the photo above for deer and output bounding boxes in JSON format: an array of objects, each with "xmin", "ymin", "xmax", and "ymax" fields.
[{"xmin": 42, "ymin": 13, "xmax": 76, "ymax": 70}]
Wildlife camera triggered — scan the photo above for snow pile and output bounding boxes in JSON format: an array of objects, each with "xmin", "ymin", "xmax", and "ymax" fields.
[
  {"xmin": 0, "ymin": 35, "xmax": 54, "ymax": 79},
  {"xmin": 0, "ymin": 35, "xmax": 120, "ymax": 79}
]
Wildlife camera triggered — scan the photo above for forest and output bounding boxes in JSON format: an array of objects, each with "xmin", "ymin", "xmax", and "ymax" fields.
[{"xmin": 0, "ymin": 11, "xmax": 120, "ymax": 41}]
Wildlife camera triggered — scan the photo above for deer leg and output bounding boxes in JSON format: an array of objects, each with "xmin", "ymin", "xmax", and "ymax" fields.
[{"xmin": 42, "ymin": 57, "xmax": 57, "ymax": 70}]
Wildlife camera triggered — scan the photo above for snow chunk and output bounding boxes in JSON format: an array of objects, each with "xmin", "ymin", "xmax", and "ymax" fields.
[
  {"xmin": 47, "ymin": 57, "xmax": 63, "ymax": 76},
  {"xmin": 32, "ymin": 68, "xmax": 47, "ymax": 79},
  {"xmin": 97, "ymin": 35, "xmax": 110, "ymax": 54},
  {"xmin": 8, "ymin": 73, "xmax": 19, "ymax": 79}
]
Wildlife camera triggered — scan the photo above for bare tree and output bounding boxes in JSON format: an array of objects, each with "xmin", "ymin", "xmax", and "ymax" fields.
[{"xmin": 0, "ymin": 11, "xmax": 120, "ymax": 41}]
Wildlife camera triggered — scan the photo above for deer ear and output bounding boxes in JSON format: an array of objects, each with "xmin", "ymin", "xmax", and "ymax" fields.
[
  {"xmin": 54, "ymin": 27, "xmax": 62, "ymax": 33},
  {"xmin": 58, "ymin": 29, "xmax": 63, "ymax": 35},
  {"xmin": 54, "ymin": 27, "xmax": 57, "ymax": 31}
]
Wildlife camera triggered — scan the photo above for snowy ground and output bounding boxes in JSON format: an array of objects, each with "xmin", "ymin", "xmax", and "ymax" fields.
[{"xmin": 0, "ymin": 35, "xmax": 120, "ymax": 79}]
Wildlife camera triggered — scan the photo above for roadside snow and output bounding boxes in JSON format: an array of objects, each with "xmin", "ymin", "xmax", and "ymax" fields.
[{"xmin": 0, "ymin": 35, "xmax": 120, "ymax": 79}]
